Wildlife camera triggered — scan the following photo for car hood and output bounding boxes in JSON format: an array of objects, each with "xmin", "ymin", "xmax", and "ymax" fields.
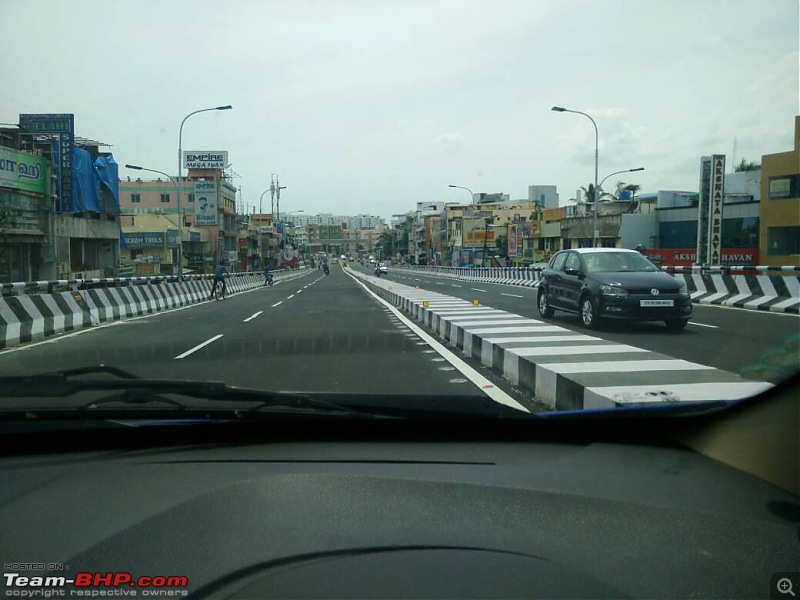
[{"xmin": 590, "ymin": 270, "xmax": 682, "ymax": 290}]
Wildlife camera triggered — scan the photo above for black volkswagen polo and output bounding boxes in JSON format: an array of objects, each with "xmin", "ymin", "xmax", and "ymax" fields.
[{"xmin": 536, "ymin": 248, "xmax": 693, "ymax": 330}]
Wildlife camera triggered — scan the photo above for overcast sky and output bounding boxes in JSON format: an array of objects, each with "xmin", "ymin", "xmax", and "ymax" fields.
[{"xmin": 1, "ymin": 0, "xmax": 797, "ymax": 221}]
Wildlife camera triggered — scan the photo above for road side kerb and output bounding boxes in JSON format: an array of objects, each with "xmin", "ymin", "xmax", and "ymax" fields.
[{"xmin": 349, "ymin": 267, "xmax": 773, "ymax": 411}]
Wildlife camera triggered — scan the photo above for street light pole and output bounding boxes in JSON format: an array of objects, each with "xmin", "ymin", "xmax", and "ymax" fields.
[
  {"xmin": 598, "ymin": 167, "xmax": 645, "ymax": 193},
  {"xmin": 552, "ymin": 106, "xmax": 598, "ymax": 246},
  {"xmin": 176, "ymin": 104, "xmax": 232, "ymax": 276},
  {"xmin": 448, "ymin": 184, "xmax": 475, "ymax": 205}
]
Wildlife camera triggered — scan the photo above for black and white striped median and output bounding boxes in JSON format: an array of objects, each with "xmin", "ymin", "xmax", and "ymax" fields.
[
  {"xmin": 0, "ymin": 270, "xmax": 307, "ymax": 350},
  {"xmin": 399, "ymin": 265, "xmax": 800, "ymax": 314},
  {"xmin": 352, "ymin": 269, "xmax": 773, "ymax": 411}
]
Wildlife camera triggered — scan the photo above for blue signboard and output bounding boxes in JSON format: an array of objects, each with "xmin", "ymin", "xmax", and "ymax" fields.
[
  {"xmin": 189, "ymin": 231, "xmax": 201, "ymax": 242},
  {"xmin": 167, "ymin": 229, "xmax": 180, "ymax": 248},
  {"xmin": 19, "ymin": 114, "xmax": 74, "ymax": 212}
]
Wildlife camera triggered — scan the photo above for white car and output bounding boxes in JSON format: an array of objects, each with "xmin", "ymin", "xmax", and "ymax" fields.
[{"xmin": 377, "ymin": 263, "xmax": 388, "ymax": 273}]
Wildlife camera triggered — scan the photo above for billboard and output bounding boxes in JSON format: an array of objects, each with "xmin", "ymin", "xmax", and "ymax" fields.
[
  {"xmin": 122, "ymin": 232, "xmax": 166, "ymax": 249},
  {"xmin": 645, "ymin": 248, "xmax": 758, "ymax": 267},
  {"xmin": 19, "ymin": 113, "xmax": 74, "ymax": 211},
  {"xmin": 0, "ymin": 146, "xmax": 49, "ymax": 195},
  {"xmin": 183, "ymin": 151, "xmax": 227, "ymax": 169},
  {"xmin": 194, "ymin": 181, "xmax": 218, "ymax": 226},
  {"xmin": 542, "ymin": 207, "xmax": 566, "ymax": 221},
  {"xmin": 696, "ymin": 155, "xmax": 725, "ymax": 266},
  {"xmin": 508, "ymin": 224, "xmax": 519, "ymax": 257}
]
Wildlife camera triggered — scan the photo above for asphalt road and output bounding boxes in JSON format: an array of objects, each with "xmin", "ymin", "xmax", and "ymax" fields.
[
  {"xmin": 357, "ymin": 263, "xmax": 800, "ymax": 383},
  {"xmin": 0, "ymin": 265, "xmax": 534, "ymax": 408}
]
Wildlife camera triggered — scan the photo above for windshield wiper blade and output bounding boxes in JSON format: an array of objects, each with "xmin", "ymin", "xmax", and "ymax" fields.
[{"xmin": 0, "ymin": 365, "xmax": 376, "ymax": 419}]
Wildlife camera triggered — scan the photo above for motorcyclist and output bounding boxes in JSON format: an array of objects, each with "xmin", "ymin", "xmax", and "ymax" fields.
[
  {"xmin": 210, "ymin": 262, "xmax": 227, "ymax": 299},
  {"xmin": 263, "ymin": 265, "xmax": 273, "ymax": 286}
]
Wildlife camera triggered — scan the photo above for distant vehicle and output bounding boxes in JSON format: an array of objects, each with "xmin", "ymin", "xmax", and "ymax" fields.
[
  {"xmin": 341, "ymin": 255, "xmax": 347, "ymax": 260},
  {"xmin": 536, "ymin": 248, "xmax": 692, "ymax": 330},
  {"xmin": 377, "ymin": 263, "xmax": 388, "ymax": 274}
]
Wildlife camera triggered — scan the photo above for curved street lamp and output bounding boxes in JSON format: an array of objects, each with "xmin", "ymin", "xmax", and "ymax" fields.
[
  {"xmin": 599, "ymin": 167, "xmax": 645, "ymax": 193},
  {"xmin": 176, "ymin": 105, "xmax": 232, "ymax": 275},
  {"xmin": 448, "ymin": 184, "xmax": 475, "ymax": 205},
  {"xmin": 552, "ymin": 106, "xmax": 599, "ymax": 246}
]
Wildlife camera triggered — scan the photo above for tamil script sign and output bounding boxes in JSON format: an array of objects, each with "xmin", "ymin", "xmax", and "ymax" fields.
[
  {"xmin": 194, "ymin": 181, "xmax": 218, "ymax": 226},
  {"xmin": 0, "ymin": 146, "xmax": 49, "ymax": 195},
  {"xmin": 183, "ymin": 151, "xmax": 227, "ymax": 169}
]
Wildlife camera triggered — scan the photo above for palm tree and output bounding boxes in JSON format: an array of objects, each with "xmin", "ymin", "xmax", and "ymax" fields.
[{"xmin": 579, "ymin": 183, "xmax": 615, "ymax": 204}]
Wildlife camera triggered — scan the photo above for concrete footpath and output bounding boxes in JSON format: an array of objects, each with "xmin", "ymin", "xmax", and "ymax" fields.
[{"xmin": 350, "ymin": 268, "xmax": 773, "ymax": 411}]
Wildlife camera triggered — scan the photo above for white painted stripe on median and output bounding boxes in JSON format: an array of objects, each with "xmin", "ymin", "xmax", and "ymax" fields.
[
  {"xmin": 465, "ymin": 325, "xmax": 550, "ymax": 335},
  {"xmin": 511, "ymin": 344, "xmax": 649, "ymax": 357},
  {"xmin": 175, "ymin": 334, "xmax": 224, "ymax": 359},
  {"xmin": 243, "ymin": 311, "xmax": 263, "ymax": 323},
  {"xmin": 544, "ymin": 359, "xmax": 715, "ymax": 374},
  {"xmin": 584, "ymin": 381, "xmax": 773, "ymax": 409}
]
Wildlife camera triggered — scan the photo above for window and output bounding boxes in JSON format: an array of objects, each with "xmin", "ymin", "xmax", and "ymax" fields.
[
  {"xmin": 130, "ymin": 193, "xmax": 141, "ymax": 204},
  {"xmin": 188, "ymin": 193, "xmax": 194, "ymax": 204},
  {"xmin": 564, "ymin": 252, "xmax": 581, "ymax": 271},
  {"xmin": 550, "ymin": 252, "xmax": 567, "ymax": 270},
  {"xmin": 767, "ymin": 226, "xmax": 800, "ymax": 256},
  {"xmin": 160, "ymin": 193, "xmax": 170, "ymax": 203},
  {"xmin": 768, "ymin": 174, "xmax": 800, "ymax": 200}
]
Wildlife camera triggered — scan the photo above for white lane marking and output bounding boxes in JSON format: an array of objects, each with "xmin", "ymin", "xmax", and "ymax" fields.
[
  {"xmin": 175, "ymin": 334, "xmax": 223, "ymax": 359},
  {"xmin": 451, "ymin": 284, "xmax": 463, "ymax": 288},
  {"xmin": 272, "ymin": 301, "xmax": 283, "ymax": 307},
  {"xmin": 347, "ymin": 272, "xmax": 528, "ymax": 413},
  {"xmin": 243, "ymin": 311, "xmax": 263, "ymax": 323},
  {"xmin": 688, "ymin": 322, "xmax": 719, "ymax": 329},
  {"xmin": 287, "ymin": 294, "xmax": 295, "ymax": 300},
  {"xmin": 297, "ymin": 290, "xmax": 303, "ymax": 293},
  {"xmin": 501, "ymin": 293, "xmax": 524, "ymax": 298},
  {"xmin": 471, "ymin": 288, "xmax": 487, "ymax": 292}
]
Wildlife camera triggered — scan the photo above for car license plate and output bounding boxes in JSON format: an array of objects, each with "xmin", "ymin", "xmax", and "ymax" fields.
[{"xmin": 640, "ymin": 299, "xmax": 674, "ymax": 307}]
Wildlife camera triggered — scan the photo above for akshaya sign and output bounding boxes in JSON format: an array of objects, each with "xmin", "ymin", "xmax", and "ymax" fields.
[
  {"xmin": 183, "ymin": 151, "xmax": 227, "ymax": 169},
  {"xmin": 645, "ymin": 248, "xmax": 758, "ymax": 267},
  {"xmin": 0, "ymin": 146, "xmax": 49, "ymax": 195}
]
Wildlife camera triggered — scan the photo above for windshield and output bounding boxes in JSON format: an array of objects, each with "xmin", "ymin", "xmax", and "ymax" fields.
[
  {"xmin": 0, "ymin": 0, "xmax": 797, "ymax": 417},
  {"xmin": 584, "ymin": 253, "xmax": 660, "ymax": 273}
]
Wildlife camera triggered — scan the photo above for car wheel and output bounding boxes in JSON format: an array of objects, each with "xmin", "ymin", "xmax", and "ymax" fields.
[
  {"xmin": 537, "ymin": 288, "xmax": 555, "ymax": 318},
  {"xmin": 580, "ymin": 295, "xmax": 598, "ymax": 329},
  {"xmin": 665, "ymin": 319, "xmax": 688, "ymax": 330}
]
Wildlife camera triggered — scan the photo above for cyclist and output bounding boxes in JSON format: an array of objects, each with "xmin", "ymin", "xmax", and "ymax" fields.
[{"xmin": 210, "ymin": 262, "xmax": 228, "ymax": 299}]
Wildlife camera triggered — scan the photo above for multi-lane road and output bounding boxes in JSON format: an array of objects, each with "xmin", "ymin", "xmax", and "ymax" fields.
[{"xmin": 0, "ymin": 261, "xmax": 796, "ymax": 414}]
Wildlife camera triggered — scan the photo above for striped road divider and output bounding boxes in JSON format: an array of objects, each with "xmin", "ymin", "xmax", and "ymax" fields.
[
  {"xmin": 0, "ymin": 269, "xmax": 309, "ymax": 350},
  {"xmin": 398, "ymin": 265, "xmax": 800, "ymax": 314},
  {"xmin": 350, "ymin": 268, "xmax": 773, "ymax": 411}
]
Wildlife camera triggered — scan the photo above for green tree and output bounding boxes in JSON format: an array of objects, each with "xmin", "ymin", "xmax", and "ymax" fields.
[
  {"xmin": 495, "ymin": 233, "xmax": 508, "ymax": 258},
  {"xmin": 579, "ymin": 183, "xmax": 615, "ymax": 204},
  {"xmin": 734, "ymin": 158, "xmax": 760, "ymax": 172}
]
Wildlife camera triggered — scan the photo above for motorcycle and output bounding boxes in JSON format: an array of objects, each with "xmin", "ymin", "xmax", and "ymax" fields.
[{"xmin": 323, "ymin": 265, "xmax": 330, "ymax": 275}]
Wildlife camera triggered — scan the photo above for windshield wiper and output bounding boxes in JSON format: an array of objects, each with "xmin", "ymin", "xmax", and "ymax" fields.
[{"xmin": 0, "ymin": 365, "xmax": 376, "ymax": 419}]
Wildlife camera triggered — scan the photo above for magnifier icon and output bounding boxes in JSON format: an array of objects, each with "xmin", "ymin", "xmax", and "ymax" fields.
[{"xmin": 778, "ymin": 578, "xmax": 796, "ymax": 596}]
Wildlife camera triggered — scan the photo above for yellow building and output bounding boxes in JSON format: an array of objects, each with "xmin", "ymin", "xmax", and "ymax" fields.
[
  {"xmin": 121, "ymin": 214, "xmax": 209, "ymax": 275},
  {"xmin": 759, "ymin": 115, "xmax": 800, "ymax": 266}
]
